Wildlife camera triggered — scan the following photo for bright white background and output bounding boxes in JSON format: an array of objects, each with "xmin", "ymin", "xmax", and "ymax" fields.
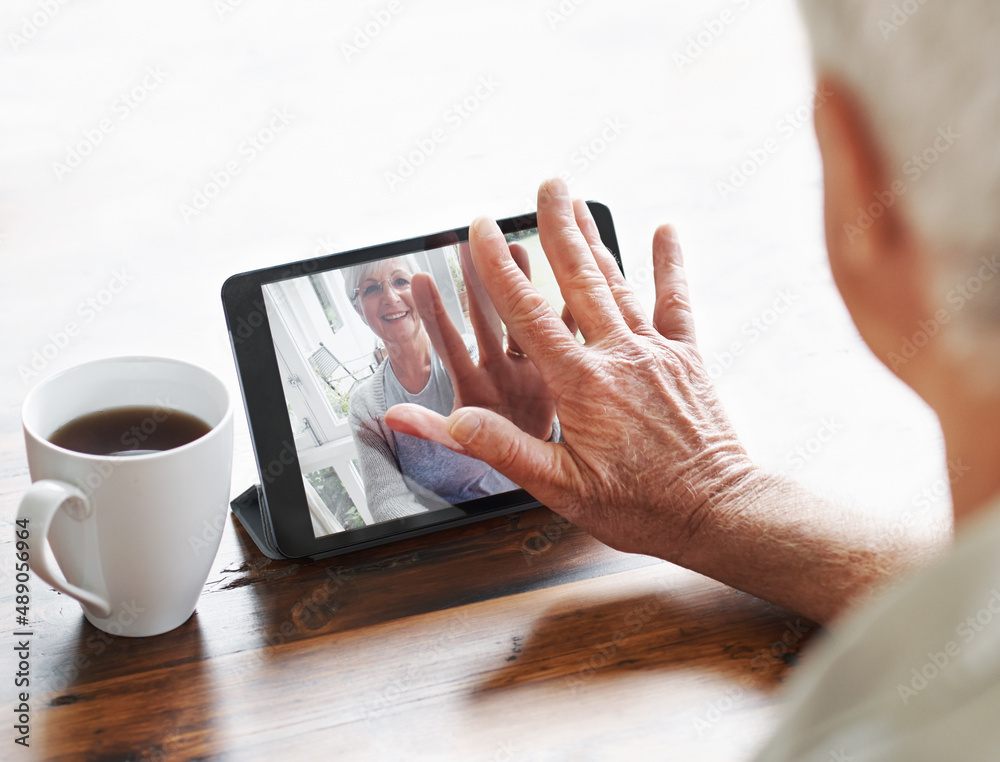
[{"xmin": 1, "ymin": 0, "xmax": 948, "ymax": 530}]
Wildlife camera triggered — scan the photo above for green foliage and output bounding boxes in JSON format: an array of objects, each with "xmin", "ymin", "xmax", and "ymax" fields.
[
  {"xmin": 306, "ymin": 466, "xmax": 365, "ymax": 530},
  {"xmin": 323, "ymin": 383, "xmax": 351, "ymax": 418},
  {"xmin": 505, "ymin": 228, "xmax": 537, "ymax": 242},
  {"xmin": 447, "ymin": 250, "xmax": 464, "ymax": 284}
]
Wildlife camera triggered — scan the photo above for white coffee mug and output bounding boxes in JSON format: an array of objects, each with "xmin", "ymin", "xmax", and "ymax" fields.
[{"xmin": 17, "ymin": 356, "xmax": 234, "ymax": 637}]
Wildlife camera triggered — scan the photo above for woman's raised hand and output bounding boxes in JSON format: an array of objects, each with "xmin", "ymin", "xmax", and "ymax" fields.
[{"xmin": 384, "ymin": 233, "xmax": 557, "ymax": 446}]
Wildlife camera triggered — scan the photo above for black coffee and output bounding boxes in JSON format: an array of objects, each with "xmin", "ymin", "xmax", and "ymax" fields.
[{"xmin": 48, "ymin": 405, "xmax": 212, "ymax": 456}]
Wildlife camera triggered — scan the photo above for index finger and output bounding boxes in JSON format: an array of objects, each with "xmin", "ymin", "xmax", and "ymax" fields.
[{"xmin": 411, "ymin": 273, "xmax": 477, "ymax": 380}]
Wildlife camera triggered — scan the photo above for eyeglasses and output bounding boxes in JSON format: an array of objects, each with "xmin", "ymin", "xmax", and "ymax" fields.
[{"xmin": 352, "ymin": 276, "xmax": 411, "ymax": 301}]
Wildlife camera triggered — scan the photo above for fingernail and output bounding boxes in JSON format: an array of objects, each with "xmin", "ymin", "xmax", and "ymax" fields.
[
  {"xmin": 539, "ymin": 178, "xmax": 569, "ymax": 200},
  {"xmin": 472, "ymin": 216, "xmax": 501, "ymax": 239},
  {"xmin": 450, "ymin": 410, "xmax": 482, "ymax": 445}
]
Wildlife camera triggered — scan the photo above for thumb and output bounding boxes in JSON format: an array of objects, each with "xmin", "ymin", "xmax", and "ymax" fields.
[{"xmin": 447, "ymin": 407, "xmax": 570, "ymax": 506}]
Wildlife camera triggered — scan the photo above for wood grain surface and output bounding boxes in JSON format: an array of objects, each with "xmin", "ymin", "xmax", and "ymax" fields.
[
  {"xmin": 2, "ymin": 429, "xmax": 818, "ymax": 761},
  {"xmin": 0, "ymin": 393, "xmax": 819, "ymax": 759}
]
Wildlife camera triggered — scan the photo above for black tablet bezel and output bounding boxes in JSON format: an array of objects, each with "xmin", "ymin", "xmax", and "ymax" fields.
[{"xmin": 221, "ymin": 203, "xmax": 620, "ymax": 559}]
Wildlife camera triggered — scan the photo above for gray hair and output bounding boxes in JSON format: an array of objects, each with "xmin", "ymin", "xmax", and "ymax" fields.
[
  {"xmin": 798, "ymin": 0, "xmax": 1000, "ymax": 327},
  {"xmin": 341, "ymin": 254, "xmax": 420, "ymax": 323}
]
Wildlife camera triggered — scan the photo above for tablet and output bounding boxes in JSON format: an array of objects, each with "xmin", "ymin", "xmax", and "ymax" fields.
[{"xmin": 222, "ymin": 204, "xmax": 620, "ymax": 559}]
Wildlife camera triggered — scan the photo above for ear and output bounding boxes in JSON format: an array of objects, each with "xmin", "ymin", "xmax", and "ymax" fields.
[{"xmin": 813, "ymin": 75, "xmax": 928, "ymax": 372}]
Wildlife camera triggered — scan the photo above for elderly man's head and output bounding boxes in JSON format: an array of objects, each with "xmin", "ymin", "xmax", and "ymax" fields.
[{"xmin": 797, "ymin": 0, "xmax": 1000, "ymax": 390}]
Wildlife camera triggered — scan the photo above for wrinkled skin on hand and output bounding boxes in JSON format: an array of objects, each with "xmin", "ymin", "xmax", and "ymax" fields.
[{"xmin": 386, "ymin": 178, "xmax": 756, "ymax": 560}]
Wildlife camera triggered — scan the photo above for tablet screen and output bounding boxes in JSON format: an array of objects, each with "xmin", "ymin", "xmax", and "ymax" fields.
[
  {"xmin": 224, "ymin": 203, "xmax": 619, "ymax": 558},
  {"xmin": 260, "ymin": 228, "xmax": 562, "ymax": 538}
]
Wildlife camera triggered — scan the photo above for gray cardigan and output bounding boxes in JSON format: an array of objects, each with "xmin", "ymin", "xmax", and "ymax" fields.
[{"xmin": 347, "ymin": 358, "xmax": 447, "ymax": 524}]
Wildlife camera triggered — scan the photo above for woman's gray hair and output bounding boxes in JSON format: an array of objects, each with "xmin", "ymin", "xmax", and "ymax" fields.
[{"xmin": 341, "ymin": 254, "xmax": 420, "ymax": 322}]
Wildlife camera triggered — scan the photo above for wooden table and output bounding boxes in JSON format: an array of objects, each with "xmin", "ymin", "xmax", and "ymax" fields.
[
  {"xmin": 2, "ymin": 433, "xmax": 817, "ymax": 760},
  {"xmin": 1, "ymin": 1, "xmax": 949, "ymax": 758}
]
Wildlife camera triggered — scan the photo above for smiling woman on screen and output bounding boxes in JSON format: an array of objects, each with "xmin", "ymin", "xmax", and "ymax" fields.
[{"xmin": 343, "ymin": 255, "xmax": 516, "ymax": 523}]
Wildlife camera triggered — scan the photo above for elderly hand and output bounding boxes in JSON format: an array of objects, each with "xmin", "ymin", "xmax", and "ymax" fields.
[
  {"xmin": 386, "ymin": 178, "xmax": 756, "ymax": 559},
  {"xmin": 384, "ymin": 237, "xmax": 557, "ymax": 444}
]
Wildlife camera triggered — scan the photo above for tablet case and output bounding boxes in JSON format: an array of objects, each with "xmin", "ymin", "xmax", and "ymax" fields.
[{"xmin": 230, "ymin": 485, "xmax": 290, "ymax": 560}]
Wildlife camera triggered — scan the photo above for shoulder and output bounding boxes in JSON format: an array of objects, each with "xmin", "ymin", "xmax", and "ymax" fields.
[{"xmin": 349, "ymin": 363, "xmax": 388, "ymax": 422}]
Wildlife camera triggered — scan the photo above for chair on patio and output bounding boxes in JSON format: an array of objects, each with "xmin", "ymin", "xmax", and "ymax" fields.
[{"xmin": 308, "ymin": 342, "xmax": 366, "ymax": 392}]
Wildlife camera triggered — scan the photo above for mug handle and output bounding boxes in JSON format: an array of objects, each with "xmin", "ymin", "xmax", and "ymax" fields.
[{"xmin": 17, "ymin": 479, "xmax": 112, "ymax": 618}]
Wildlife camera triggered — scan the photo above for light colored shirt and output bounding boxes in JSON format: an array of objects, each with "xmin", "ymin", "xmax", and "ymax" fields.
[
  {"xmin": 755, "ymin": 495, "xmax": 1000, "ymax": 761},
  {"xmin": 347, "ymin": 336, "xmax": 519, "ymax": 525},
  {"xmin": 383, "ymin": 347, "xmax": 516, "ymax": 505}
]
